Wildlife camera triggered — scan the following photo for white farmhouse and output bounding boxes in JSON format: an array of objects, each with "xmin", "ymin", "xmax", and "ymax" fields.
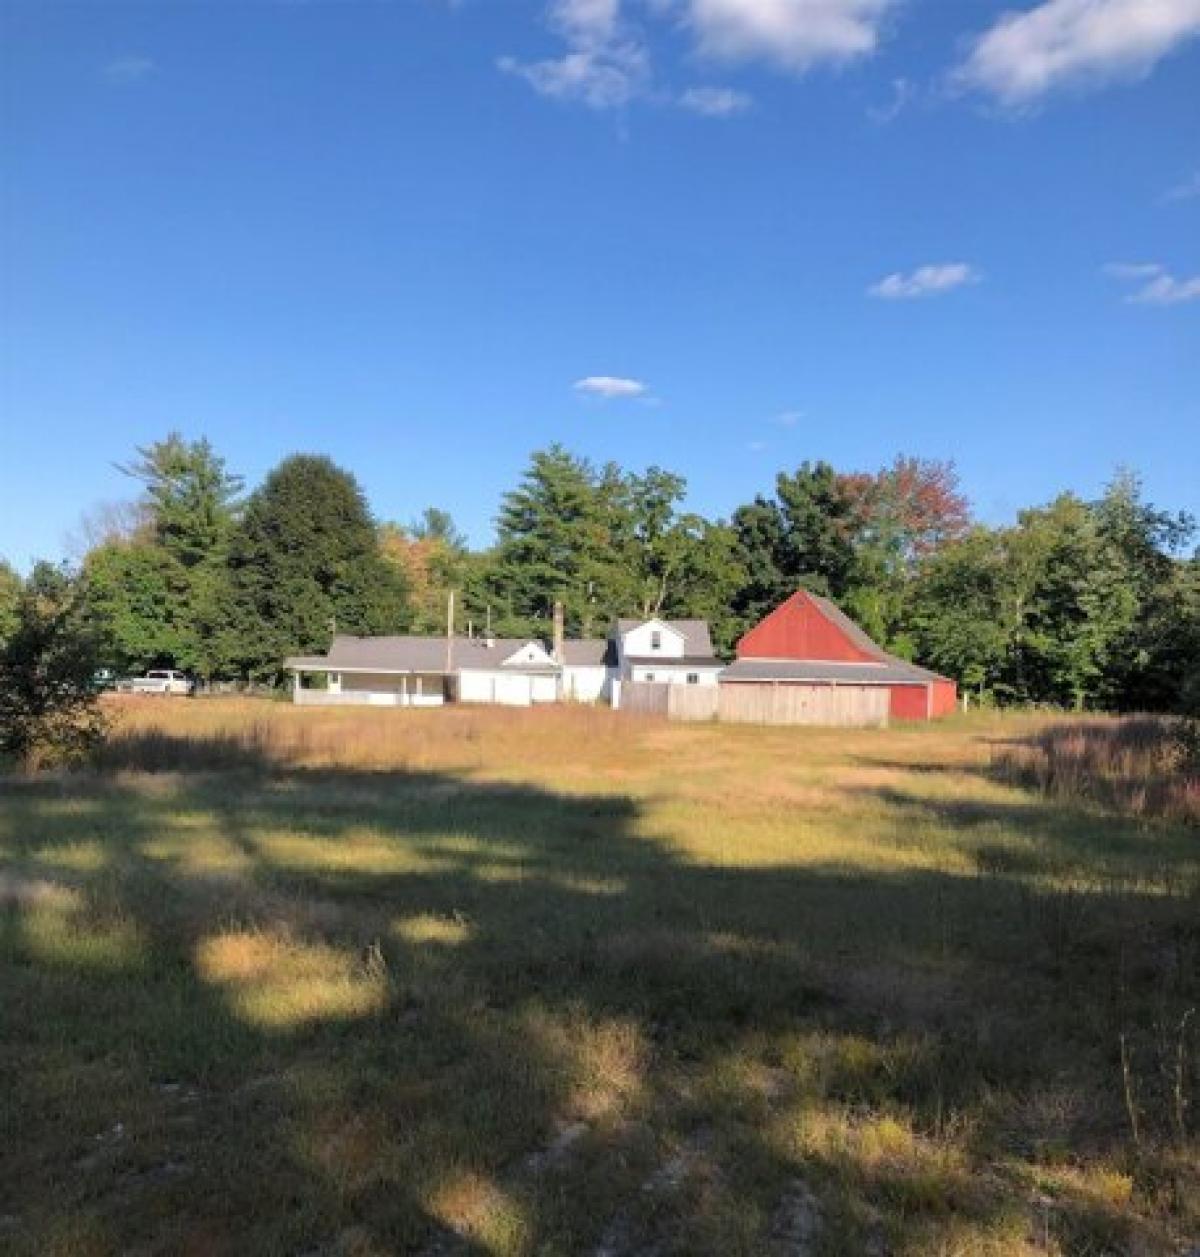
[
  {"xmin": 284, "ymin": 615, "xmax": 722, "ymax": 708},
  {"xmin": 612, "ymin": 618, "xmax": 724, "ymax": 689}
]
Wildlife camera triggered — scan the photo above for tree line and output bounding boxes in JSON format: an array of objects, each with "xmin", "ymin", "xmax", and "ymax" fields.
[{"xmin": 1, "ymin": 434, "xmax": 1197, "ymax": 714}]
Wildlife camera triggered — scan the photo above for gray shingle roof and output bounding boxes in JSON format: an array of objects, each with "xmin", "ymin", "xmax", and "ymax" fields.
[
  {"xmin": 624, "ymin": 656, "xmax": 725, "ymax": 667},
  {"xmin": 559, "ymin": 639, "xmax": 614, "ymax": 666},
  {"xmin": 615, "ymin": 618, "xmax": 716, "ymax": 658},
  {"xmin": 287, "ymin": 635, "xmax": 557, "ymax": 674},
  {"xmin": 722, "ymin": 657, "xmax": 943, "ymax": 685},
  {"xmin": 806, "ymin": 593, "xmax": 892, "ymax": 661}
]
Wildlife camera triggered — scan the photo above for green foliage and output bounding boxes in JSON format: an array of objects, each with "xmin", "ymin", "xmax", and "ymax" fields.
[
  {"xmin": 0, "ymin": 559, "xmax": 21, "ymax": 649},
  {"xmin": 408, "ymin": 506, "xmax": 468, "ymax": 551},
  {"xmin": 484, "ymin": 447, "xmax": 749, "ymax": 645},
  {"xmin": 95, "ymin": 433, "xmax": 247, "ymax": 679},
  {"xmin": 0, "ymin": 562, "xmax": 107, "ymax": 766},
  {"xmin": 732, "ymin": 462, "xmax": 859, "ymax": 628},
  {"xmin": 118, "ymin": 433, "xmax": 244, "ymax": 567},
  {"xmin": 222, "ymin": 455, "xmax": 409, "ymax": 681},
  {"xmin": 81, "ymin": 541, "xmax": 187, "ymax": 673},
  {"xmin": 379, "ymin": 510, "xmax": 471, "ymax": 634},
  {"xmin": 487, "ymin": 446, "xmax": 622, "ymax": 636},
  {"xmin": 908, "ymin": 480, "xmax": 1195, "ymax": 711},
  {"xmin": 907, "ymin": 527, "xmax": 1012, "ymax": 695}
]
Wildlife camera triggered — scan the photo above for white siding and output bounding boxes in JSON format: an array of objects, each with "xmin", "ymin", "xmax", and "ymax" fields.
[
  {"xmin": 621, "ymin": 621, "xmax": 686, "ymax": 660},
  {"xmin": 459, "ymin": 671, "xmax": 556, "ymax": 706},
  {"xmin": 530, "ymin": 675, "xmax": 558, "ymax": 704},
  {"xmin": 501, "ymin": 642, "xmax": 556, "ymax": 668},
  {"xmin": 629, "ymin": 664, "xmax": 721, "ymax": 687},
  {"xmin": 562, "ymin": 665, "xmax": 611, "ymax": 703}
]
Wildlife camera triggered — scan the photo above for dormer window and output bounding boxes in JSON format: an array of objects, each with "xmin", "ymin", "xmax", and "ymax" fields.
[{"xmin": 651, "ymin": 631, "xmax": 662, "ymax": 651}]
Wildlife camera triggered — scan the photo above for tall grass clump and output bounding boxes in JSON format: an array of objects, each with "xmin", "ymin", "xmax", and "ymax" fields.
[{"xmin": 993, "ymin": 715, "xmax": 1199, "ymax": 825}]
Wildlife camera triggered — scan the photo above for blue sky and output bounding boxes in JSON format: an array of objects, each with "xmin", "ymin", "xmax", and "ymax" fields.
[{"xmin": 1, "ymin": 0, "xmax": 1197, "ymax": 570}]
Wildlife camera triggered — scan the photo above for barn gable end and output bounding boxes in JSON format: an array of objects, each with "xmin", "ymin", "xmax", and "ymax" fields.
[{"xmin": 736, "ymin": 591, "xmax": 880, "ymax": 663}]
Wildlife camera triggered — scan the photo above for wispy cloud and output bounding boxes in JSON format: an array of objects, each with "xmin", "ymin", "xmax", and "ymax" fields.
[
  {"xmin": 1103, "ymin": 261, "xmax": 1163, "ymax": 279},
  {"xmin": 954, "ymin": 0, "xmax": 1200, "ymax": 104},
  {"xmin": 499, "ymin": 0, "xmax": 650, "ymax": 109},
  {"xmin": 1106, "ymin": 262, "xmax": 1200, "ymax": 305},
  {"xmin": 678, "ymin": 85, "xmax": 752, "ymax": 116},
  {"xmin": 868, "ymin": 76, "xmax": 914, "ymax": 123},
  {"xmin": 1164, "ymin": 171, "xmax": 1200, "ymax": 203},
  {"xmin": 573, "ymin": 374, "xmax": 649, "ymax": 398},
  {"xmin": 747, "ymin": 439, "xmax": 767, "ymax": 451},
  {"xmin": 771, "ymin": 409, "xmax": 803, "ymax": 426},
  {"xmin": 102, "ymin": 55, "xmax": 156, "ymax": 85},
  {"xmin": 683, "ymin": 0, "xmax": 894, "ymax": 73},
  {"xmin": 869, "ymin": 263, "xmax": 980, "ymax": 300}
]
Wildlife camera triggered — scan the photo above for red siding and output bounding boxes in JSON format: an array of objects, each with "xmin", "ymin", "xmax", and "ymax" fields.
[
  {"xmin": 887, "ymin": 681, "xmax": 958, "ymax": 721},
  {"xmin": 888, "ymin": 685, "xmax": 930, "ymax": 722},
  {"xmin": 930, "ymin": 679, "xmax": 958, "ymax": 717},
  {"xmin": 737, "ymin": 591, "xmax": 877, "ymax": 662}
]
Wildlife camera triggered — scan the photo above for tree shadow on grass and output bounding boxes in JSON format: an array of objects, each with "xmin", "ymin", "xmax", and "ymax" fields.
[{"xmin": 1, "ymin": 732, "xmax": 1197, "ymax": 1255}]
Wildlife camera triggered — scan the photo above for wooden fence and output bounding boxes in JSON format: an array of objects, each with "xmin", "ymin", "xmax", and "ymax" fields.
[
  {"xmin": 717, "ymin": 682, "xmax": 888, "ymax": 727},
  {"xmin": 620, "ymin": 681, "xmax": 889, "ymax": 728}
]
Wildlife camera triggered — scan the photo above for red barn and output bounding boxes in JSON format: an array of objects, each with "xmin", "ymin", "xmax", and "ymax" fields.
[{"xmin": 724, "ymin": 590, "xmax": 957, "ymax": 722}]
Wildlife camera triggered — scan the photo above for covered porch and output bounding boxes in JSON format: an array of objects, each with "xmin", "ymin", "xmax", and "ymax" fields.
[{"xmin": 286, "ymin": 661, "xmax": 450, "ymax": 707}]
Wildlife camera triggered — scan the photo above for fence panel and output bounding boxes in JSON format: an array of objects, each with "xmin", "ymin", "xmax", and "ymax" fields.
[
  {"xmin": 667, "ymin": 686, "xmax": 720, "ymax": 722},
  {"xmin": 619, "ymin": 682, "xmax": 671, "ymax": 716},
  {"xmin": 717, "ymin": 684, "xmax": 888, "ymax": 727}
]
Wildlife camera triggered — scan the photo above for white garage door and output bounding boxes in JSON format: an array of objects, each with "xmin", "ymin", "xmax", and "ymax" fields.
[
  {"xmin": 492, "ymin": 673, "xmax": 533, "ymax": 706},
  {"xmin": 530, "ymin": 675, "xmax": 558, "ymax": 704}
]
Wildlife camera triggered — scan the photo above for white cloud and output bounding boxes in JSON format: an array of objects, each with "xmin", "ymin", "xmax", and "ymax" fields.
[
  {"xmin": 502, "ymin": 0, "xmax": 892, "ymax": 111},
  {"xmin": 500, "ymin": 0, "xmax": 650, "ymax": 108},
  {"xmin": 1106, "ymin": 262, "xmax": 1200, "ymax": 305},
  {"xmin": 747, "ymin": 439, "xmax": 767, "ymax": 451},
  {"xmin": 682, "ymin": 0, "xmax": 893, "ymax": 72},
  {"xmin": 498, "ymin": 47, "xmax": 648, "ymax": 108},
  {"xmin": 555, "ymin": 0, "xmax": 622, "ymax": 43},
  {"xmin": 869, "ymin": 263, "xmax": 980, "ymax": 299},
  {"xmin": 955, "ymin": 0, "xmax": 1200, "ymax": 104},
  {"xmin": 678, "ymin": 85, "xmax": 752, "ymax": 115},
  {"xmin": 1164, "ymin": 171, "xmax": 1200, "ymax": 202},
  {"xmin": 573, "ymin": 375, "xmax": 649, "ymax": 397},
  {"xmin": 772, "ymin": 409, "xmax": 803, "ymax": 426},
  {"xmin": 102, "ymin": 56, "xmax": 155, "ymax": 85}
]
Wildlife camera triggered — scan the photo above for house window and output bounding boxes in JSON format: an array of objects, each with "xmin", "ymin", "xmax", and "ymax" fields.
[
  {"xmin": 687, "ymin": 673, "xmax": 699, "ymax": 685},
  {"xmin": 645, "ymin": 672, "xmax": 656, "ymax": 683},
  {"xmin": 651, "ymin": 631, "xmax": 662, "ymax": 650}
]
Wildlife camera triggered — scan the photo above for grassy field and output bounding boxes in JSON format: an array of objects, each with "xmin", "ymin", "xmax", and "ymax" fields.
[{"xmin": 1, "ymin": 700, "xmax": 1197, "ymax": 1256}]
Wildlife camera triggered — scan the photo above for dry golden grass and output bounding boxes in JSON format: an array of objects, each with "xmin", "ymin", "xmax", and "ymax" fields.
[
  {"xmin": 992, "ymin": 714, "xmax": 1199, "ymax": 825},
  {"xmin": 2, "ymin": 698, "xmax": 1197, "ymax": 1255}
]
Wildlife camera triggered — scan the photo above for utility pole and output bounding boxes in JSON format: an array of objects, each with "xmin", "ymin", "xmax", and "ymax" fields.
[
  {"xmin": 445, "ymin": 589, "xmax": 455, "ymax": 676},
  {"xmin": 552, "ymin": 599, "xmax": 565, "ymax": 699}
]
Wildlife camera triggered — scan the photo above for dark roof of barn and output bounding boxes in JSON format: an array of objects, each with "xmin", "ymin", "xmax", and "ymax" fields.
[{"xmin": 721, "ymin": 657, "xmax": 946, "ymax": 685}]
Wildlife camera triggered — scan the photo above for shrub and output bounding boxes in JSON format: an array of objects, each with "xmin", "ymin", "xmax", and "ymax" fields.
[{"xmin": 0, "ymin": 563, "xmax": 107, "ymax": 769}]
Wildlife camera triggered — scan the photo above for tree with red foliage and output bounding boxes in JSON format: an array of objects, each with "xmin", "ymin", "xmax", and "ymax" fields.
[{"xmin": 841, "ymin": 455, "xmax": 970, "ymax": 565}]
